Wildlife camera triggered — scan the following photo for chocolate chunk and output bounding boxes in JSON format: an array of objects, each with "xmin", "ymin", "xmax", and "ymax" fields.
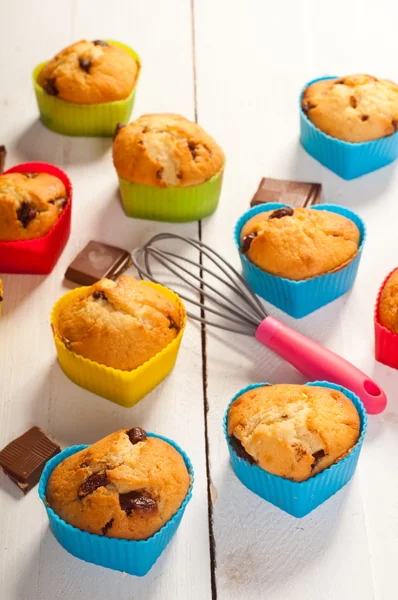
[
  {"xmin": 241, "ymin": 232, "xmax": 257, "ymax": 253},
  {"xmin": 113, "ymin": 122, "xmax": 126, "ymax": 140},
  {"xmin": 350, "ymin": 96, "xmax": 357, "ymax": 108},
  {"xmin": 0, "ymin": 296, "xmax": 3, "ymax": 302},
  {"xmin": 44, "ymin": 77, "xmax": 59, "ymax": 96},
  {"xmin": 0, "ymin": 145, "xmax": 6, "ymax": 174},
  {"xmin": 311, "ymin": 449, "xmax": 325, "ymax": 470},
  {"xmin": 230, "ymin": 436, "xmax": 256, "ymax": 466},
  {"xmin": 168, "ymin": 316, "xmax": 179, "ymax": 331},
  {"xmin": 79, "ymin": 58, "xmax": 91, "ymax": 73},
  {"xmin": 281, "ymin": 414, "xmax": 288, "ymax": 419},
  {"xmin": 80, "ymin": 461, "xmax": 89, "ymax": 468},
  {"xmin": 49, "ymin": 196, "xmax": 68, "ymax": 209},
  {"xmin": 101, "ymin": 517, "xmax": 114, "ymax": 535},
  {"xmin": 250, "ymin": 177, "xmax": 321, "ymax": 208},
  {"xmin": 188, "ymin": 141, "xmax": 198, "ymax": 160},
  {"xmin": 127, "ymin": 427, "xmax": 147, "ymax": 445},
  {"xmin": 0, "ymin": 426, "xmax": 60, "ymax": 494},
  {"xmin": 93, "ymin": 40, "xmax": 109, "ymax": 47},
  {"xmin": 119, "ymin": 491, "xmax": 157, "ymax": 516},
  {"xmin": 23, "ymin": 172, "xmax": 38, "ymax": 179},
  {"xmin": 362, "ymin": 115, "xmax": 369, "ymax": 122},
  {"xmin": 269, "ymin": 207, "xmax": 294, "ymax": 220},
  {"xmin": 79, "ymin": 472, "xmax": 108, "ymax": 497},
  {"xmin": 17, "ymin": 202, "xmax": 37, "ymax": 228},
  {"xmin": 64, "ymin": 241, "xmax": 132, "ymax": 286},
  {"xmin": 156, "ymin": 168, "xmax": 163, "ymax": 180},
  {"xmin": 92, "ymin": 290, "xmax": 107, "ymax": 301}
]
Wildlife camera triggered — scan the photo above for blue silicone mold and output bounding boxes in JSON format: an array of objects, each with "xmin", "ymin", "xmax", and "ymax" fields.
[
  {"xmin": 234, "ymin": 202, "xmax": 366, "ymax": 318},
  {"xmin": 39, "ymin": 434, "xmax": 194, "ymax": 577},
  {"xmin": 224, "ymin": 381, "xmax": 367, "ymax": 518},
  {"xmin": 300, "ymin": 75, "xmax": 398, "ymax": 180}
]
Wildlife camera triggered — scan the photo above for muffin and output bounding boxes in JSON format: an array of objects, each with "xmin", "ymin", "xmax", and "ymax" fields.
[
  {"xmin": 302, "ymin": 74, "xmax": 398, "ymax": 143},
  {"xmin": 375, "ymin": 268, "xmax": 398, "ymax": 369},
  {"xmin": 51, "ymin": 277, "xmax": 186, "ymax": 406},
  {"xmin": 228, "ymin": 383, "xmax": 360, "ymax": 482},
  {"xmin": 240, "ymin": 206, "xmax": 360, "ymax": 281},
  {"xmin": 300, "ymin": 75, "xmax": 398, "ymax": 179},
  {"xmin": 0, "ymin": 171, "xmax": 68, "ymax": 241},
  {"xmin": 113, "ymin": 113, "xmax": 225, "ymax": 221},
  {"xmin": 54, "ymin": 275, "xmax": 181, "ymax": 371},
  {"xmin": 37, "ymin": 40, "xmax": 138, "ymax": 104},
  {"xmin": 46, "ymin": 427, "xmax": 190, "ymax": 540},
  {"xmin": 33, "ymin": 40, "xmax": 140, "ymax": 137}
]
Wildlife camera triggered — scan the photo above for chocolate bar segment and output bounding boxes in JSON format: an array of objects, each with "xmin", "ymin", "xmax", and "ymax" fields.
[
  {"xmin": 0, "ymin": 426, "xmax": 60, "ymax": 494},
  {"xmin": 65, "ymin": 240, "xmax": 132, "ymax": 286},
  {"xmin": 250, "ymin": 177, "xmax": 321, "ymax": 208},
  {"xmin": 0, "ymin": 145, "xmax": 6, "ymax": 175}
]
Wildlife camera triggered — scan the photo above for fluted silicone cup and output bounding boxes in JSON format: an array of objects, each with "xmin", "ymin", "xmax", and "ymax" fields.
[
  {"xmin": 0, "ymin": 162, "xmax": 72, "ymax": 274},
  {"xmin": 33, "ymin": 41, "xmax": 140, "ymax": 137},
  {"xmin": 235, "ymin": 202, "xmax": 365, "ymax": 318},
  {"xmin": 50, "ymin": 282, "xmax": 186, "ymax": 407},
  {"xmin": 300, "ymin": 76, "xmax": 398, "ymax": 179},
  {"xmin": 224, "ymin": 381, "xmax": 367, "ymax": 518},
  {"xmin": 374, "ymin": 268, "xmax": 398, "ymax": 369},
  {"xmin": 118, "ymin": 167, "xmax": 224, "ymax": 222},
  {"xmin": 39, "ymin": 435, "xmax": 194, "ymax": 576}
]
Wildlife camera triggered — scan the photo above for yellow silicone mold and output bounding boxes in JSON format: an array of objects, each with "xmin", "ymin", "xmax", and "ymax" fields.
[
  {"xmin": 33, "ymin": 41, "xmax": 140, "ymax": 137},
  {"xmin": 50, "ymin": 282, "xmax": 186, "ymax": 407}
]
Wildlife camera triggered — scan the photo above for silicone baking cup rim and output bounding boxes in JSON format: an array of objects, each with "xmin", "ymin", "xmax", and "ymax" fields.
[
  {"xmin": 0, "ymin": 162, "xmax": 72, "ymax": 274},
  {"xmin": 33, "ymin": 40, "xmax": 141, "ymax": 137},
  {"xmin": 234, "ymin": 202, "xmax": 366, "ymax": 318},
  {"xmin": 117, "ymin": 164, "xmax": 224, "ymax": 223},
  {"xmin": 299, "ymin": 75, "xmax": 398, "ymax": 180},
  {"xmin": 223, "ymin": 381, "xmax": 367, "ymax": 518},
  {"xmin": 374, "ymin": 267, "xmax": 398, "ymax": 369},
  {"xmin": 38, "ymin": 434, "xmax": 194, "ymax": 576},
  {"xmin": 50, "ymin": 281, "xmax": 187, "ymax": 407}
]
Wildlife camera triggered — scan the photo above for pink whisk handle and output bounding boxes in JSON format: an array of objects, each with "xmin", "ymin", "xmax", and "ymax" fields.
[{"xmin": 255, "ymin": 316, "xmax": 387, "ymax": 414}]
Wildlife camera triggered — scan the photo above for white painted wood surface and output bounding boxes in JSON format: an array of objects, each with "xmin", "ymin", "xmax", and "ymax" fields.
[{"xmin": 0, "ymin": 1, "xmax": 398, "ymax": 599}]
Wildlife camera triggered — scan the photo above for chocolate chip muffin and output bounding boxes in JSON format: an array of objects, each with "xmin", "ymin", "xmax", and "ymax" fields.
[
  {"xmin": 228, "ymin": 384, "xmax": 360, "ymax": 482},
  {"xmin": 37, "ymin": 40, "xmax": 139, "ymax": 104},
  {"xmin": 54, "ymin": 275, "xmax": 181, "ymax": 371},
  {"xmin": 240, "ymin": 206, "xmax": 360, "ymax": 281},
  {"xmin": 46, "ymin": 427, "xmax": 190, "ymax": 540},
  {"xmin": 302, "ymin": 74, "xmax": 398, "ymax": 143},
  {"xmin": 113, "ymin": 113, "xmax": 224, "ymax": 187},
  {"xmin": 378, "ymin": 269, "xmax": 398, "ymax": 333},
  {"xmin": 0, "ymin": 172, "xmax": 68, "ymax": 241}
]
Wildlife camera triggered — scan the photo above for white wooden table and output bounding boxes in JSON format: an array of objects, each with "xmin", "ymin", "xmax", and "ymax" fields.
[{"xmin": 1, "ymin": 1, "xmax": 398, "ymax": 598}]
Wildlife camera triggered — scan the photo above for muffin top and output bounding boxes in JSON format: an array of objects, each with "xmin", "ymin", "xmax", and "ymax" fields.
[
  {"xmin": 54, "ymin": 275, "xmax": 182, "ymax": 371},
  {"xmin": 46, "ymin": 427, "xmax": 190, "ymax": 540},
  {"xmin": 228, "ymin": 384, "xmax": 360, "ymax": 482},
  {"xmin": 302, "ymin": 74, "xmax": 398, "ymax": 142},
  {"xmin": 113, "ymin": 113, "xmax": 224, "ymax": 187},
  {"xmin": 240, "ymin": 206, "xmax": 360, "ymax": 281},
  {"xmin": 0, "ymin": 172, "xmax": 68, "ymax": 241},
  {"xmin": 378, "ymin": 269, "xmax": 398, "ymax": 333},
  {"xmin": 37, "ymin": 40, "xmax": 138, "ymax": 104}
]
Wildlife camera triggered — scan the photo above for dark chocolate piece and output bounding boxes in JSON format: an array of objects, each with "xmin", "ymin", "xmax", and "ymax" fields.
[
  {"xmin": 0, "ymin": 145, "xmax": 6, "ymax": 174},
  {"xmin": 79, "ymin": 58, "xmax": 92, "ymax": 73},
  {"xmin": 241, "ymin": 232, "xmax": 257, "ymax": 253},
  {"xmin": 44, "ymin": 77, "xmax": 59, "ymax": 96},
  {"xmin": 17, "ymin": 202, "xmax": 37, "ymax": 228},
  {"xmin": 65, "ymin": 240, "xmax": 132, "ymax": 286},
  {"xmin": 127, "ymin": 427, "xmax": 147, "ymax": 445},
  {"xmin": 92, "ymin": 290, "xmax": 107, "ymax": 301},
  {"xmin": 311, "ymin": 449, "xmax": 326, "ymax": 470},
  {"xmin": 250, "ymin": 177, "xmax": 321, "ymax": 208},
  {"xmin": 101, "ymin": 518, "xmax": 114, "ymax": 535},
  {"xmin": 230, "ymin": 436, "xmax": 256, "ymax": 466},
  {"xmin": 269, "ymin": 207, "xmax": 294, "ymax": 219},
  {"xmin": 92, "ymin": 40, "xmax": 109, "ymax": 47},
  {"xmin": 79, "ymin": 472, "xmax": 109, "ymax": 497},
  {"xmin": 0, "ymin": 426, "xmax": 60, "ymax": 494},
  {"xmin": 168, "ymin": 316, "xmax": 179, "ymax": 331},
  {"xmin": 119, "ymin": 490, "xmax": 157, "ymax": 516}
]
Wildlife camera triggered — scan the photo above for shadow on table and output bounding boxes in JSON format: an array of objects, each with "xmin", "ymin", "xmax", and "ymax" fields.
[
  {"xmin": 16, "ymin": 526, "xmax": 170, "ymax": 600},
  {"xmin": 213, "ymin": 461, "xmax": 351, "ymax": 594},
  {"xmin": 288, "ymin": 140, "xmax": 397, "ymax": 208},
  {"xmin": 14, "ymin": 119, "xmax": 110, "ymax": 166}
]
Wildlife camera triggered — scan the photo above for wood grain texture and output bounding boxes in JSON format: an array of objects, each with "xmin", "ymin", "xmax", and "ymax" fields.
[{"xmin": 194, "ymin": 0, "xmax": 398, "ymax": 599}]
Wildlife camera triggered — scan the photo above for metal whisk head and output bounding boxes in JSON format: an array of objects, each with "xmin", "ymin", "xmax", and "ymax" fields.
[{"xmin": 131, "ymin": 233, "xmax": 268, "ymax": 336}]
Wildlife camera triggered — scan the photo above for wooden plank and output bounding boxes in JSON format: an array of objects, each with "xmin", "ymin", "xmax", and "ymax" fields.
[
  {"xmin": 0, "ymin": 1, "xmax": 211, "ymax": 599},
  {"xmin": 194, "ymin": 0, "xmax": 398, "ymax": 598}
]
